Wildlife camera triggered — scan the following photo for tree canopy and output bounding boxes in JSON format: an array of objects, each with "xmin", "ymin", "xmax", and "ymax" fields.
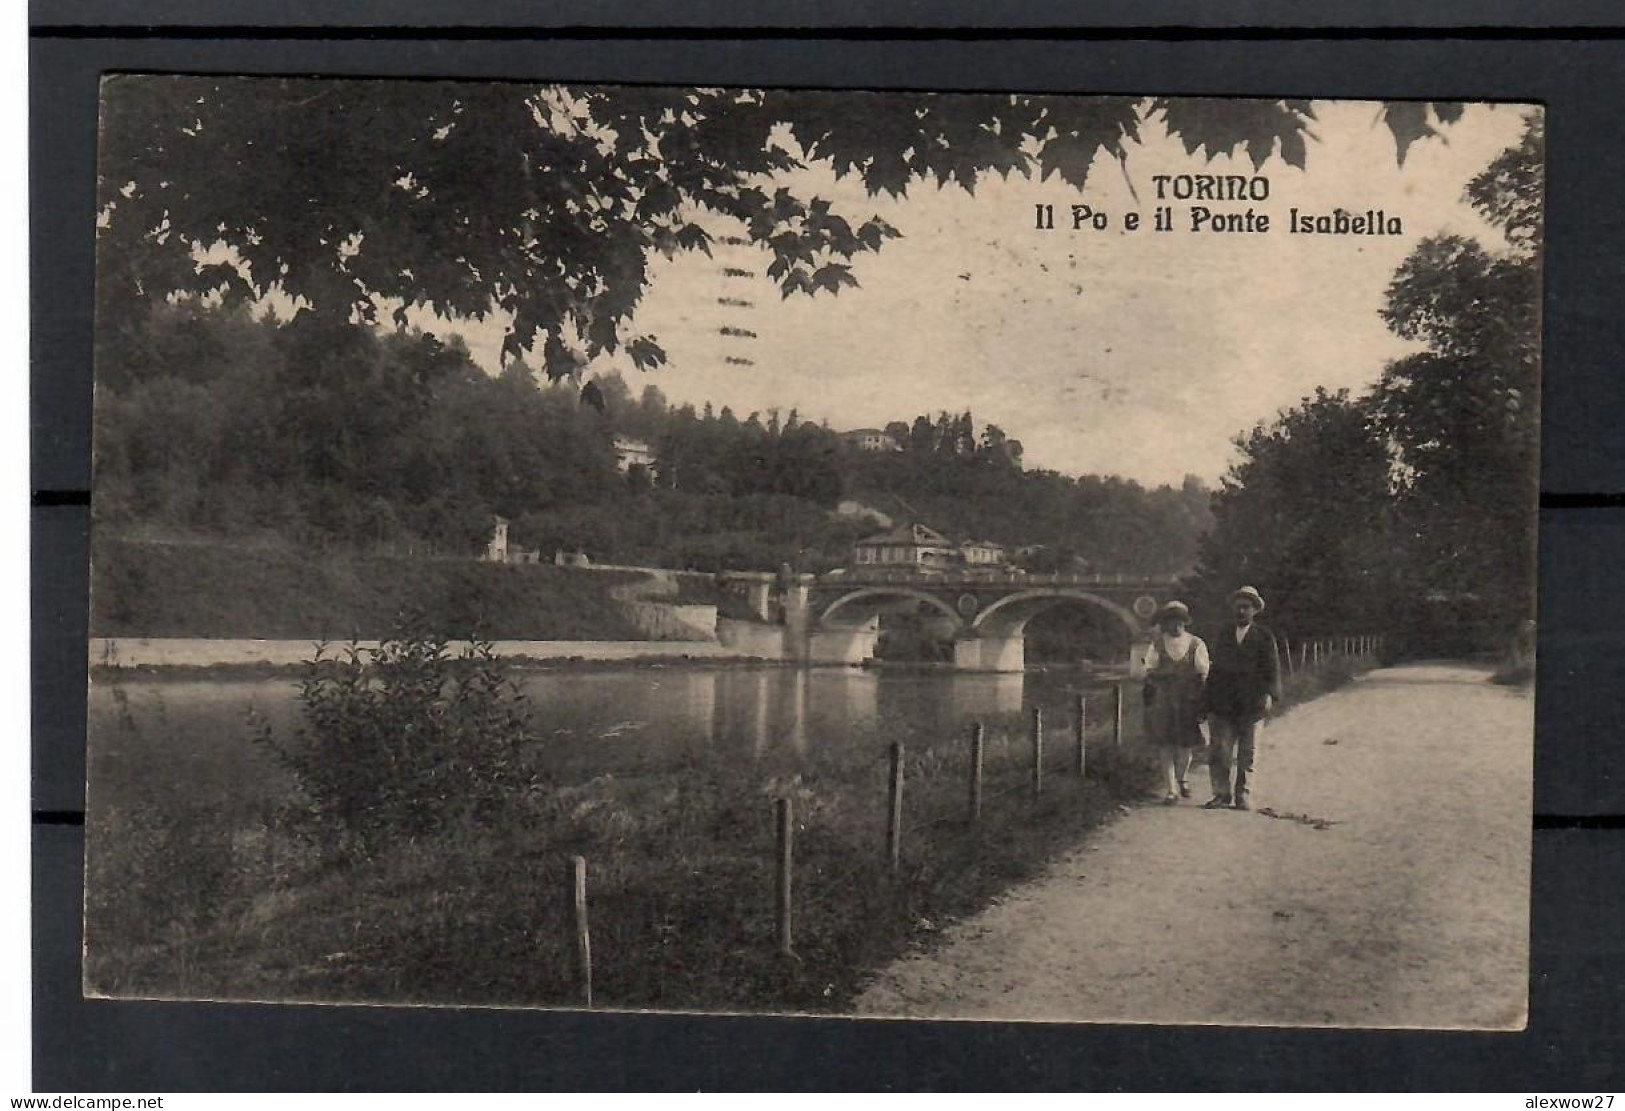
[
  {"xmin": 92, "ymin": 292, "xmax": 1213, "ymax": 577},
  {"xmin": 97, "ymin": 78, "xmax": 1465, "ymax": 374},
  {"xmin": 1192, "ymin": 114, "xmax": 1542, "ymax": 653},
  {"xmin": 1375, "ymin": 115, "xmax": 1543, "ymax": 635}
]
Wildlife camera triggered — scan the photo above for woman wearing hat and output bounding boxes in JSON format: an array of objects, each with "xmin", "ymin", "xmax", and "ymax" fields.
[{"xmin": 1141, "ymin": 600, "xmax": 1210, "ymax": 804}]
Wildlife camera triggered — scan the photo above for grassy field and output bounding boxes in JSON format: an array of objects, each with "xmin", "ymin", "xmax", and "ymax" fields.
[
  {"xmin": 83, "ymin": 649, "xmax": 1374, "ymax": 1013},
  {"xmin": 91, "ymin": 536, "xmax": 653, "ymax": 640}
]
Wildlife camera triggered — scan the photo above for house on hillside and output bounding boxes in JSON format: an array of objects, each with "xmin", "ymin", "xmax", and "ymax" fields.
[
  {"xmin": 612, "ymin": 436, "xmax": 656, "ymax": 474},
  {"xmin": 852, "ymin": 523, "xmax": 957, "ymax": 571},
  {"xmin": 839, "ymin": 428, "xmax": 902, "ymax": 453},
  {"xmin": 958, "ymin": 538, "xmax": 1006, "ymax": 567}
]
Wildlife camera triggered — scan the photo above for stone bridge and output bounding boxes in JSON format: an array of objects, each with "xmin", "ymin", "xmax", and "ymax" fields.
[{"xmin": 772, "ymin": 569, "xmax": 1181, "ymax": 671}]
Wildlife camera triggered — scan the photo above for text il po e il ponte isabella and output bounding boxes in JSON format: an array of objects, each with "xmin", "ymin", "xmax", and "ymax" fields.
[{"xmin": 1034, "ymin": 173, "xmax": 1405, "ymax": 237}]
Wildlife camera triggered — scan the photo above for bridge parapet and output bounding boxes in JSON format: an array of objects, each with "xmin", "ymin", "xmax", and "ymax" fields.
[{"xmin": 815, "ymin": 569, "xmax": 1181, "ymax": 589}]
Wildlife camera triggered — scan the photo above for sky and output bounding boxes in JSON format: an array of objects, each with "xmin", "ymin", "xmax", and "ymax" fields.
[{"xmin": 450, "ymin": 99, "xmax": 1532, "ymax": 488}]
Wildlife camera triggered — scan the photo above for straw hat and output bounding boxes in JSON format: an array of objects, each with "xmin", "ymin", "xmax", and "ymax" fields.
[
  {"xmin": 1231, "ymin": 586, "xmax": 1266, "ymax": 612},
  {"xmin": 1156, "ymin": 600, "xmax": 1192, "ymax": 625}
]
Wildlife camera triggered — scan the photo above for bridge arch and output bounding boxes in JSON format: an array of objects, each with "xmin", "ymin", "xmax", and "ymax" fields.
[
  {"xmin": 970, "ymin": 589, "xmax": 1144, "ymax": 641},
  {"xmin": 820, "ymin": 587, "xmax": 964, "ymax": 629}
]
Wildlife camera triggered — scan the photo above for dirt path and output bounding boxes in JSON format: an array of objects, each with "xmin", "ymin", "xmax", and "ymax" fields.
[{"xmin": 855, "ymin": 665, "xmax": 1532, "ymax": 1030}]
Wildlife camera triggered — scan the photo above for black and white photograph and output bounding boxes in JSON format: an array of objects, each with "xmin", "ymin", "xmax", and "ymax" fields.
[{"xmin": 82, "ymin": 78, "xmax": 1541, "ymax": 1030}]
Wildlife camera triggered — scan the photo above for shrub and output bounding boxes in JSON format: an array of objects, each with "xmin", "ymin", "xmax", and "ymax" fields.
[{"xmin": 255, "ymin": 623, "xmax": 545, "ymax": 857}]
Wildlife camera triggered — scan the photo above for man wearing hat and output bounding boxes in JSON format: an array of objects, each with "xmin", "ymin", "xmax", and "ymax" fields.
[{"xmin": 1203, "ymin": 586, "xmax": 1283, "ymax": 811}]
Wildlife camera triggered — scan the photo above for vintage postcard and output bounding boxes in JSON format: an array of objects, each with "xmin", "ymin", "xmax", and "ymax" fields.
[{"xmin": 85, "ymin": 79, "xmax": 1540, "ymax": 1029}]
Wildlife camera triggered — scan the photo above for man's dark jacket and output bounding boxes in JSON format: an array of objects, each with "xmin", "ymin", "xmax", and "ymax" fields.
[{"xmin": 1205, "ymin": 623, "xmax": 1284, "ymax": 724}]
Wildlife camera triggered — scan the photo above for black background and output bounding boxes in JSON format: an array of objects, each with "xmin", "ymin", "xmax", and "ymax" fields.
[{"xmin": 31, "ymin": 2, "xmax": 1625, "ymax": 1090}]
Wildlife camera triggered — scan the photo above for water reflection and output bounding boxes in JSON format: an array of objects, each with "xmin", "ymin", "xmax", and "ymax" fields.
[
  {"xmin": 788, "ymin": 668, "xmax": 810, "ymax": 757},
  {"xmin": 950, "ymin": 672, "xmax": 1026, "ymax": 718},
  {"xmin": 87, "ymin": 664, "xmax": 1122, "ymax": 813},
  {"xmin": 543, "ymin": 667, "xmax": 1063, "ymax": 770}
]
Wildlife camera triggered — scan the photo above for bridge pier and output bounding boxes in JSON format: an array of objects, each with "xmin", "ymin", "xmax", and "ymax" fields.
[
  {"xmin": 782, "ymin": 573, "xmax": 815, "ymax": 651},
  {"xmin": 718, "ymin": 571, "xmax": 777, "ymax": 623},
  {"xmin": 953, "ymin": 635, "xmax": 1026, "ymax": 673}
]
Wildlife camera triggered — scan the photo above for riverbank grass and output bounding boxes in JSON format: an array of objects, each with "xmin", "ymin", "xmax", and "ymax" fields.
[
  {"xmin": 92, "ymin": 535, "xmax": 650, "ymax": 640},
  {"xmin": 87, "ymin": 736, "xmax": 1151, "ymax": 1011}
]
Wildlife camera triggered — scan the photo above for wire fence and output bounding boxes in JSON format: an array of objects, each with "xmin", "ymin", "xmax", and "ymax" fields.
[{"xmin": 548, "ymin": 682, "xmax": 1144, "ymax": 1007}]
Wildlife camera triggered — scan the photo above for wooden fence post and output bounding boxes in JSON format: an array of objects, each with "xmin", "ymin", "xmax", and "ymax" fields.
[
  {"xmin": 570, "ymin": 855, "xmax": 592, "ymax": 1008},
  {"xmin": 887, "ymin": 741, "xmax": 905, "ymax": 872},
  {"xmin": 1282, "ymin": 634, "xmax": 1295, "ymax": 676},
  {"xmin": 1031, "ymin": 706, "xmax": 1045, "ymax": 798},
  {"xmin": 1299, "ymin": 642, "xmax": 1308, "ymax": 671},
  {"xmin": 775, "ymin": 797, "xmax": 794, "ymax": 957},
  {"xmin": 1074, "ymin": 694, "xmax": 1087, "ymax": 777},
  {"xmin": 1112, "ymin": 683, "xmax": 1124, "ymax": 748},
  {"xmin": 969, "ymin": 721, "xmax": 985, "ymax": 823}
]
